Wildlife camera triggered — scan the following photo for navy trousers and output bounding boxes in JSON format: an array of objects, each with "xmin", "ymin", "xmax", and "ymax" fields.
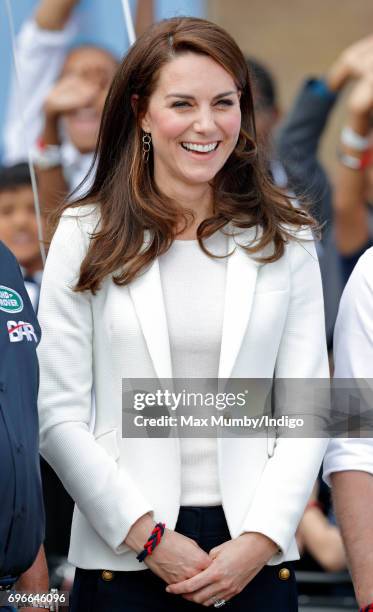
[{"xmin": 70, "ymin": 506, "xmax": 298, "ymax": 611}]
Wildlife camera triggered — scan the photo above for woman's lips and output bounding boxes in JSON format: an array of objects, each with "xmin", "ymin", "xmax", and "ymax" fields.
[{"xmin": 180, "ymin": 142, "xmax": 221, "ymax": 156}]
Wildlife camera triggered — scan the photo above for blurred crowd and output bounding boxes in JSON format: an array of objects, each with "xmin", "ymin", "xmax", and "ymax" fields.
[{"xmin": 1, "ymin": 0, "xmax": 373, "ymax": 603}]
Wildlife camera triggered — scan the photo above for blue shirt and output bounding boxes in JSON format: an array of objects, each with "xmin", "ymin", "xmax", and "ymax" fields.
[{"xmin": 0, "ymin": 241, "xmax": 44, "ymax": 577}]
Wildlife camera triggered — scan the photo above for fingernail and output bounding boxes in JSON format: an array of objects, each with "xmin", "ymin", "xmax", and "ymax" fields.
[{"xmin": 166, "ymin": 587, "xmax": 170, "ymax": 592}]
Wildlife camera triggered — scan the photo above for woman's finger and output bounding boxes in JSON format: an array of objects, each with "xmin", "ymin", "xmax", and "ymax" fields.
[
  {"xmin": 166, "ymin": 564, "xmax": 216, "ymax": 595},
  {"xmin": 182, "ymin": 584, "xmax": 230, "ymax": 606},
  {"xmin": 205, "ymin": 593, "xmax": 231, "ymax": 608}
]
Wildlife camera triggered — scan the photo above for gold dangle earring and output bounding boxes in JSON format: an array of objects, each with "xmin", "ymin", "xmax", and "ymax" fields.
[{"xmin": 142, "ymin": 132, "xmax": 152, "ymax": 162}]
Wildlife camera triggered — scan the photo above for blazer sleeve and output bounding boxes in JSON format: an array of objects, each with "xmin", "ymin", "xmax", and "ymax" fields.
[
  {"xmin": 37, "ymin": 208, "xmax": 153, "ymax": 554},
  {"xmin": 239, "ymin": 228, "xmax": 330, "ymax": 562}
]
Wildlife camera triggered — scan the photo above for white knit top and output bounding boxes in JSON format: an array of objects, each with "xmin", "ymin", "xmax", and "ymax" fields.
[{"xmin": 159, "ymin": 230, "xmax": 228, "ymax": 506}]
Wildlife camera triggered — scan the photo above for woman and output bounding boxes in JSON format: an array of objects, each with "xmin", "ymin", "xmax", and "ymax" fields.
[{"xmin": 37, "ymin": 17, "xmax": 329, "ymax": 611}]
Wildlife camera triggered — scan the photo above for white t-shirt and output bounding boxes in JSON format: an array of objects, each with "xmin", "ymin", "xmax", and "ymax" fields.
[
  {"xmin": 159, "ymin": 231, "xmax": 228, "ymax": 505},
  {"xmin": 323, "ymin": 247, "xmax": 373, "ymax": 484}
]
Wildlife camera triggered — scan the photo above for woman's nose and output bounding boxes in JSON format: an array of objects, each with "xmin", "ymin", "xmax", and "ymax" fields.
[{"xmin": 193, "ymin": 108, "xmax": 216, "ymax": 132}]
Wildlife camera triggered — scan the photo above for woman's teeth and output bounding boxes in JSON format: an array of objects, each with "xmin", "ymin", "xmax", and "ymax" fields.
[{"xmin": 181, "ymin": 142, "xmax": 219, "ymax": 153}]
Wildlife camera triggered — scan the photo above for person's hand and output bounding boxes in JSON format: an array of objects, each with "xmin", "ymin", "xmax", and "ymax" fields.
[
  {"xmin": 166, "ymin": 532, "xmax": 278, "ymax": 606},
  {"xmin": 327, "ymin": 35, "xmax": 373, "ymax": 92},
  {"xmin": 44, "ymin": 74, "xmax": 101, "ymax": 120},
  {"xmin": 347, "ymin": 74, "xmax": 373, "ymax": 120},
  {"xmin": 144, "ymin": 529, "xmax": 212, "ymax": 584},
  {"xmin": 124, "ymin": 513, "xmax": 211, "ymax": 585}
]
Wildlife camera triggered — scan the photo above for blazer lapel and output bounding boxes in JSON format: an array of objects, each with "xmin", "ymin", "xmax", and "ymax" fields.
[
  {"xmin": 218, "ymin": 228, "xmax": 260, "ymax": 379},
  {"xmin": 128, "ymin": 256, "xmax": 173, "ymax": 381},
  {"xmin": 128, "ymin": 227, "xmax": 259, "ymax": 382}
]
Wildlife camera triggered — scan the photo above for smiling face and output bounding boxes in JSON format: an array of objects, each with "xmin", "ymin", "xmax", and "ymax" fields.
[
  {"xmin": 140, "ymin": 52, "xmax": 242, "ymax": 194},
  {"xmin": 0, "ymin": 186, "xmax": 42, "ymax": 274}
]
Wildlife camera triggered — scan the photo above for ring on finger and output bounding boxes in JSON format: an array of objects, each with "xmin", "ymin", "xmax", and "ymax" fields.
[{"xmin": 213, "ymin": 598, "xmax": 226, "ymax": 608}]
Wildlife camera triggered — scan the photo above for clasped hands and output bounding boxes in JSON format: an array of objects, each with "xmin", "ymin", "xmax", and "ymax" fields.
[{"xmin": 145, "ymin": 529, "xmax": 278, "ymax": 607}]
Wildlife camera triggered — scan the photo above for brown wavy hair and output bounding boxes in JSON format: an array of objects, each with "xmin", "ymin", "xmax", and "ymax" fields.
[{"xmin": 61, "ymin": 17, "xmax": 315, "ymax": 293}]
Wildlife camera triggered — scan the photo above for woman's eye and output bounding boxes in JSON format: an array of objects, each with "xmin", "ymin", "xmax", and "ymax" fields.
[
  {"xmin": 171, "ymin": 99, "xmax": 234, "ymax": 109},
  {"xmin": 171, "ymin": 101, "xmax": 191, "ymax": 108},
  {"xmin": 216, "ymin": 99, "xmax": 234, "ymax": 106}
]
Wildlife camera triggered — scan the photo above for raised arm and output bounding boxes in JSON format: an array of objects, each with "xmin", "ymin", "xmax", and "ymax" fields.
[
  {"xmin": 3, "ymin": 0, "xmax": 78, "ymax": 165},
  {"xmin": 32, "ymin": 1, "xmax": 82, "ymax": 217},
  {"xmin": 35, "ymin": 71, "xmax": 100, "ymax": 219},
  {"xmin": 276, "ymin": 81, "xmax": 336, "ymax": 227},
  {"xmin": 276, "ymin": 35, "xmax": 373, "ymax": 228},
  {"xmin": 135, "ymin": 0, "xmax": 154, "ymax": 36},
  {"xmin": 35, "ymin": 0, "xmax": 78, "ymax": 30},
  {"xmin": 333, "ymin": 75, "xmax": 373, "ymax": 257}
]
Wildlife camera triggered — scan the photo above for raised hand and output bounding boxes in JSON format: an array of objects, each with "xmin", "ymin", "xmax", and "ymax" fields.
[
  {"xmin": 347, "ymin": 73, "xmax": 373, "ymax": 121},
  {"xmin": 35, "ymin": 0, "xmax": 79, "ymax": 31},
  {"xmin": 43, "ymin": 74, "xmax": 101, "ymax": 120},
  {"xmin": 327, "ymin": 35, "xmax": 373, "ymax": 92}
]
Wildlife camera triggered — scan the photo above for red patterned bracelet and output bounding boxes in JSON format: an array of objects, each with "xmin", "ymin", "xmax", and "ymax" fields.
[
  {"xmin": 360, "ymin": 604, "xmax": 373, "ymax": 611},
  {"xmin": 136, "ymin": 522, "xmax": 166, "ymax": 562}
]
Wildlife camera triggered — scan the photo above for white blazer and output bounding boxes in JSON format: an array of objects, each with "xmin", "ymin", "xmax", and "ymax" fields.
[{"xmin": 37, "ymin": 206, "xmax": 329, "ymax": 571}]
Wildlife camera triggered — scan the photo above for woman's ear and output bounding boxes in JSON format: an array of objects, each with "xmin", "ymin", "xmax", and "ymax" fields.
[
  {"xmin": 140, "ymin": 111, "xmax": 151, "ymax": 134},
  {"xmin": 131, "ymin": 94, "xmax": 151, "ymax": 132},
  {"xmin": 131, "ymin": 94, "xmax": 139, "ymax": 114},
  {"xmin": 131, "ymin": 94, "xmax": 150, "ymax": 132}
]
